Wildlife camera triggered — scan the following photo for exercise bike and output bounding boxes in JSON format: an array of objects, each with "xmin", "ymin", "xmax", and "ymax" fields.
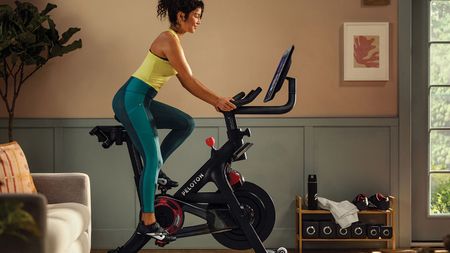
[{"xmin": 90, "ymin": 45, "xmax": 296, "ymax": 253}]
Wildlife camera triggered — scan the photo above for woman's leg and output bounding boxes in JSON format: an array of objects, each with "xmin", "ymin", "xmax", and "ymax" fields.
[
  {"xmin": 150, "ymin": 100, "xmax": 195, "ymax": 163},
  {"xmin": 112, "ymin": 80, "xmax": 175, "ymax": 242},
  {"xmin": 113, "ymin": 82, "xmax": 162, "ymax": 219}
]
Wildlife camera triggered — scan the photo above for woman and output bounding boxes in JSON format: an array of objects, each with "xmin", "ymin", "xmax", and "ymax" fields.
[{"xmin": 112, "ymin": 0, "xmax": 236, "ymax": 241}]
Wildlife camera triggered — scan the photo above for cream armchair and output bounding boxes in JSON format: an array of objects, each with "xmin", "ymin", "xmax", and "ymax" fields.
[{"xmin": 0, "ymin": 173, "xmax": 91, "ymax": 253}]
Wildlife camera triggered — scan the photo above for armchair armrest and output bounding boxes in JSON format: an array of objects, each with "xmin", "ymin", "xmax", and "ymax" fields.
[
  {"xmin": 31, "ymin": 173, "xmax": 91, "ymax": 208},
  {"xmin": 0, "ymin": 194, "xmax": 47, "ymax": 253},
  {"xmin": 32, "ymin": 173, "xmax": 92, "ymax": 246}
]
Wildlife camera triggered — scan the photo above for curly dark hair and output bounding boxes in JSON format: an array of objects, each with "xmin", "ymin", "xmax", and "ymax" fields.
[{"xmin": 157, "ymin": 0, "xmax": 204, "ymax": 27}]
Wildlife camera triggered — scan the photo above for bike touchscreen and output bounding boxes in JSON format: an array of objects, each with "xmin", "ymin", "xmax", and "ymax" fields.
[{"xmin": 263, "ymin": 45, "xmax": 295, "ymax": 103}]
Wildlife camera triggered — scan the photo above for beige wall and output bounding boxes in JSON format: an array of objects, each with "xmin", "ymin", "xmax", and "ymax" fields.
[{"xmin": 1, "ymin": 0, "xmax": 398, "ymax": 118}]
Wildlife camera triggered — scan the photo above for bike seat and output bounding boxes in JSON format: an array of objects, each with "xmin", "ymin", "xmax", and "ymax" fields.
[{"xmin": 89, "ymin": 125, "xmax": 127, "ymax": 148}]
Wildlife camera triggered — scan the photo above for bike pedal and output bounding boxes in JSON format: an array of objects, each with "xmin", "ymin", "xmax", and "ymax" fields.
[
  {"xmin": 157, "ymin": 184, "xmax": 172, "ymax": 194},
  {"xmin": 158, "ymin": 177, "xmax": 168, "ymax": 185},
  {"xmin": 158, "ymin": 177, "xmax": 178, "ymax": 187},
  {"xmin": 155, "ymin": 240, "xmax": 169, "ymax": 247}
]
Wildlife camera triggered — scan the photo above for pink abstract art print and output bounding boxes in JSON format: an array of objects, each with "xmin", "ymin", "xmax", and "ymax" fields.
[{"xmin": 353, "ymin": 35, "xmax": 380, "ymax": 68}]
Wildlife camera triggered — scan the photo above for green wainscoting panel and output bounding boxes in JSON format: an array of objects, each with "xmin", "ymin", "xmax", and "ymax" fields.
[
  {"xmin": 312, "ymin": 127, "xmax": 392, "ymax": 201},
  {"xmin": 0, "ymin": 128, "xmax": 54, "ymax": 173},
  {"xmin": 0, "ymin": 118, "xmax": 398, "ymax": 249},
  {"xmin": 57, "ymin": 127, "xmax": 137, "ymax": 233}
]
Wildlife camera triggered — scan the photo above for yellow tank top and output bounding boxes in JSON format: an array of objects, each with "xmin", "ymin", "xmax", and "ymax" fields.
[{"xmin": 132, "ymin": 29, "xmax": 179, "ymax": 91}]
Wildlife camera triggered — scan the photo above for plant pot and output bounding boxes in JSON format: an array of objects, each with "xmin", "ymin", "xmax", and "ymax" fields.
[{"xmin": 0, "ymin": 234, "xmax": 44, "ymax": 253}]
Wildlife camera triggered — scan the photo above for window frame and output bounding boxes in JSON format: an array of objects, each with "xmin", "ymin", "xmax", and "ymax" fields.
[{"xmin": 427, "ymin": 0, "xmax": 450, "ymax": 217}]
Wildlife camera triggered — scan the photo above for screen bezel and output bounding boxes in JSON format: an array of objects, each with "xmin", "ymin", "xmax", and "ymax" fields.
[{"xmin": 263, "ymin": 45, "xmax": 295, "ymax": 103}]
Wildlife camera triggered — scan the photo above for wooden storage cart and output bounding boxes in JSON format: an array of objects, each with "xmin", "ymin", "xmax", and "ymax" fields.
[{"xmin": 295, "ymin": 195, "xmax": 396, "ymax": 253}]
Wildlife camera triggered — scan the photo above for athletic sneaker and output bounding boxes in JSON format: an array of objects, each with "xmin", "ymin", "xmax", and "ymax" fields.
[
  {"xmin": 136, "ymin": 222, "xmax": 176, "ymax": 242},
  {"xmin": 352, "ymin": 194, "xmax": 370, "ymax": 211},
  {"xmin": 368, "ymin": 193, "xmax": 390, "ymax": 210},
  {"xmin": 158, "ymin": 170, "xmax": 178, "ymax": 188}
]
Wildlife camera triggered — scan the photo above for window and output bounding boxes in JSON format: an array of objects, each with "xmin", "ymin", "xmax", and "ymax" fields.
[{"xmin": 429, "ymin": 0, "xmax": 450, "ymax": 216}]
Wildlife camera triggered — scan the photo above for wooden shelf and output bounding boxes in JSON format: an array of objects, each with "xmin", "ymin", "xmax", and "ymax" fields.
[
  {"xmin": 302, "ymin": 238, "xmax": 392, "ymax": 242},
  {"xmin": 298, "ymin": 209, "xmax": 393, "ymax": 215},
  {"xmin": 295, "ymin": 195, "xmax": 397, "ymax": 253}
]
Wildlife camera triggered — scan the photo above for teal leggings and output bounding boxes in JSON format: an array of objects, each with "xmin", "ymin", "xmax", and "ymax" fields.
[{"xmin": 112, "ymin": 77, "xmax": 195, "ymax": 212}]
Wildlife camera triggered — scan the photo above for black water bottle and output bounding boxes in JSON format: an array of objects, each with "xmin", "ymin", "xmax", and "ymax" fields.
[{"xmin": 307, "ymin": 174, "xmax": 318, "ymax": 210}]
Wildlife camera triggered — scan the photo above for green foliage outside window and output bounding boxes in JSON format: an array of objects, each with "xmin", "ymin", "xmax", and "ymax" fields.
[
  {"xmin": 429, "ymin": 0, "xmax": 450, "ymax": 215},
  {"xmin": 431, "ymin": 174, "xmax": 450, "ymax": 214}
]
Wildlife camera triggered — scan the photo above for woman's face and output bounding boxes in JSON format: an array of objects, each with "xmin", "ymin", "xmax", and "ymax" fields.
[{"xmin": 179, "ymin": 7, "xmax": 202, "ymax": 33}]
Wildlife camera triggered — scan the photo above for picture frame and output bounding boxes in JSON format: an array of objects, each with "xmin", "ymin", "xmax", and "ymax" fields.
[{"xmin": 343, "ymin": 22, "xmax": 389, "ymax": 81}]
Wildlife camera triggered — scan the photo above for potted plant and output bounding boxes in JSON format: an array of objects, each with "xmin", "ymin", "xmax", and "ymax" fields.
[
  {"xmin": 0, "ymin": 1, "xmax": 82, "ymax": 141},
  {"xmin": 0, "ymin": 200, "xmax": 40, "ymax": 241}
]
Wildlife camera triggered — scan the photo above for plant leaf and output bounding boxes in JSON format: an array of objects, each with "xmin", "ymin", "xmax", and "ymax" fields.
[
  {"xmin": 20, "ymin": 52, "xmax": 36, "ymax": 65},
  {"xmin": 0, "ymin": 220, "xmax": 5, "ymax": 234},
  {"xmin": 12, "ymin": 209, "xmax": 40, "ymax": 236},
  {"xmin": 46, "ymin": 18, "xmax": 59, "ymax": 42},
  {"xmin": 17, "ymin": 31, "xmax": 36, "ymax": 44},
  {"xmin": 6, "ymin": 230, "xmax": 29, "ymax": 242},
  {"xmin": 26, "ymin": 15, "xmax": 48, "ymax": 32},
  {"xmin": 40, "ymin": 3, "xmax": 57, "ymax": 16},
  {"xmin": 50, "ymin": 39, "xmax": 82, "ymax": 58},
  {"xmin": 59, "ymin": 27, "xmax": 80, "ymax": 45},
  {"xmin": 0, "ymin": 5, "xmax": 14, "ymax": 22},
  {"xmin": 26, "ymin": 41, "xmax": 47, "ymax": 58},
  {"xmin": 1, "ymin": 201, "xmax": 40, "ymax": 240},
  {"xmin": 20, "ymin": 52, "xmax": 46, "ymax": 66},
  {"xmin": 14, "ymin": 1, "xmax": 39, "ymax": 28}
]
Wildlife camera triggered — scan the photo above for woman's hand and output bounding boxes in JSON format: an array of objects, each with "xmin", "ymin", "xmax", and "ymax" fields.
[{"xmin": 215, "ymin": 97, "xmax": 237, "ymax": 112}]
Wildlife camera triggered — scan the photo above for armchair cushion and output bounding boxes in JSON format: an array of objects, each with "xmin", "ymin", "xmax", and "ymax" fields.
[
  {"xmin": 0, "ymin": 142, "xmax": 36, "ymax": 193},
  {"xmin": 46, "ymin": 202, "xmax": 90, "ymax": 253}
]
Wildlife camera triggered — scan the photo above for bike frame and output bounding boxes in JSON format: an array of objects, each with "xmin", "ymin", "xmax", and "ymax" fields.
[{"xmin": 120, "ymin": 107, "xmax": 268, "ymax": 252}]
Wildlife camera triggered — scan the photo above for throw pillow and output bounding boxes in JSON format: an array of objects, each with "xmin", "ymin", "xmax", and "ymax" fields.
[{"xmin": 0, "ymin": 141, "xmax": 37, "ymax": 193}]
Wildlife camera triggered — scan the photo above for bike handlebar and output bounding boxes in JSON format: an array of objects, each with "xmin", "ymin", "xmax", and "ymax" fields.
[
  {"xmin": 232, "ymin": 92, "xmax": 246, "ymax": 101},
  {"xmin": 233, "ymin": 87, "xmax": 262, "ymax": 107},
  {"xmin": 230, "ymin": 77, "xmax": 296, "ymax": 115}
]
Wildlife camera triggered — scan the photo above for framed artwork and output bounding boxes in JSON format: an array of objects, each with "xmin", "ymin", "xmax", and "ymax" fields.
[{"xmin": 343, "ymin": 22, "xmax": 389, "ymax": 81}]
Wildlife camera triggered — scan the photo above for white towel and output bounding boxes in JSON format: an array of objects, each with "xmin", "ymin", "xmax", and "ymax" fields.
[{"xmin": 317, "ymin": 197, "xmax": 359, "ymax": 229}]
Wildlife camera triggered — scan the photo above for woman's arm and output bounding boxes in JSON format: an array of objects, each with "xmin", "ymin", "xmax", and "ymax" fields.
[{"xmin": 162, "ymin": 33, "xmax": 236, "ymax": 111}]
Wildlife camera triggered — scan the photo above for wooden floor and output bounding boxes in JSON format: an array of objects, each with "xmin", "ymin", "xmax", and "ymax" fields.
[
  {"xmin": 91, "ymin": 251, "xmax": 255, "ymax": 253},
  {"xmin": 91, "ymin": 249, "xmax": 448, "ymax": 253}
]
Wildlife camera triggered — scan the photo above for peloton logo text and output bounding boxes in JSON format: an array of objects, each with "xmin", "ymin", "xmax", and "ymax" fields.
[{"xmin": 181, "ymin": 173, "xmax": 205, "ymax": 196}]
